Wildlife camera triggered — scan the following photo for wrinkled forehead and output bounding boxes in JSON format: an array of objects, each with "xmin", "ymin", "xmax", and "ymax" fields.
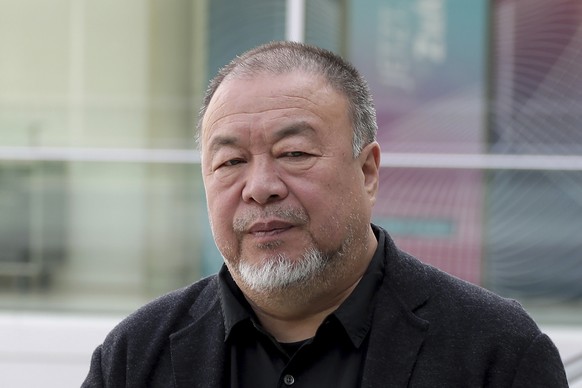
[{"xmin": 200, "ymin": 71, "xmax": 341, "ymax": 142}]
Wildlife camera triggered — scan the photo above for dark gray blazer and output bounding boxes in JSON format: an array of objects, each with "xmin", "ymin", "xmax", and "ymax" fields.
[{"xmin": 82, "ymin": 227, "xmax": 568, "ymax": 387}]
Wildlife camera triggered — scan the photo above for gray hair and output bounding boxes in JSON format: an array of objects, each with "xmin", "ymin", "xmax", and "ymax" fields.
[{"xmin": 196, "ymin": 41, "xmax": 377, "ymax": 157}]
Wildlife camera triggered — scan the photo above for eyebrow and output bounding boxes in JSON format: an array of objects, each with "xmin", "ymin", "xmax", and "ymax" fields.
[
  {"xmin": 207, "ymin": 135, "xmax": 239, "ymax": 156},
  {"xmin": 206, "ymin": 121, "xmax": 316, "ymax": 155},
  {"xmin": 272, "ymin": 122, "xmax": 316, "ymax": 142}
]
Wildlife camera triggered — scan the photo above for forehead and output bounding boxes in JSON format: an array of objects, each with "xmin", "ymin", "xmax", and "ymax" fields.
[{"xmin": 200, "ymin": 71, "xmax": 349, "ymax": 144}]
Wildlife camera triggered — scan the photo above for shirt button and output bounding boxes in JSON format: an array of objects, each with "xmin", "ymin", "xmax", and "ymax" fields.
[{"xmin": 283, "ymin": 374, "xmax": 295, "ymax": 385}]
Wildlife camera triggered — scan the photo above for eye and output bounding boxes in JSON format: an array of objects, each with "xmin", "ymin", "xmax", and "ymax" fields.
[
  {"xmin": 283, "ymin": 151, "xmax": 308, "ymax": 158},
  {"xmin": 222, "ymin": 158, "xmax": 245, "ymax": 167},
  {"xmin": 212, "ymin": 157, "xmax": 245, "ymax": 172}
]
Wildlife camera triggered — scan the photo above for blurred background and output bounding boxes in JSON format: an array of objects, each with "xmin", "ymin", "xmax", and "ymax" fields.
[{"xmin": 0, "ymin": 0, "xmax": 581, "ymax": 386}]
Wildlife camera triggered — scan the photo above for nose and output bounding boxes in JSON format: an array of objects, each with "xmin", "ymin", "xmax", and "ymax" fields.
[{"xmin": 241, "ymin": 157, "xmax": 288, "ymax": 205}]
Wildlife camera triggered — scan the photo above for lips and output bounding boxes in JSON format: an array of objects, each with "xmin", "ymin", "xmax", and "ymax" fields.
[
  {"xmin": 247, "ymin": 220, "xmax": 294, "ymax": 235},
  {"xmin": 233, "ymin": 206, "xmax": 309, "ymax": 236}
]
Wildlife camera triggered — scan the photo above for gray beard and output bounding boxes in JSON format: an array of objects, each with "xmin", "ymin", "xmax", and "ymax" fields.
[
  {"xmin": 235, "ymin": 248, "xmax": 327, "ymax": 292},
  {"xmin": 225, "ymin": 204, "xmax": 363, "ymax": 294}
]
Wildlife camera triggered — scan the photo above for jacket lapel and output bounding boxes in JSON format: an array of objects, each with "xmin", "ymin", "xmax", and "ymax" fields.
[
  {"xmin": 170, "ymin": 293, "xmax": 228, "ymax": 387},
  {"xmin": 167, "ymin": 228, "xmax": 430, "ymax": 387},
  {"xmin": 360, "ymin": 283, "xmax": 429, "ymax": 387},
  {"xmin": 361, "ymin": 229, "xmax": 431, "ymax": 387}
]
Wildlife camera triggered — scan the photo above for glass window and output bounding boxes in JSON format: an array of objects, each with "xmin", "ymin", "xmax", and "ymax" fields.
[
  {"xmin": 348, "ymin": 0, "xmax": 582, "ymax": 326},
  {"xmin": 1, "ymin": 0, "xmax": 581, "ymax": 327},
  {"xmin": 0, "ymin": 0, "xmax": 287, "ymax": 314}
]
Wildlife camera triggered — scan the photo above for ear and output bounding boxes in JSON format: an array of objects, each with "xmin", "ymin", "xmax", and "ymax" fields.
[{"xmin": 359, "ymin": 141, "xmax": 381, "ymax": 205}]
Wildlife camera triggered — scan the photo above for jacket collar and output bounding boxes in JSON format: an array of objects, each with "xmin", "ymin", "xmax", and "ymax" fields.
[
  {"xmin": 361, "ymin": 225, "xmax": 430, "ymax": 387},
  {"xmin": 169, "ymin": 277, "xmax": 228, "ymax": 388},
  {"xmin": 168, "ymin": 225, "xmax": 431, "ymax": 387},
  {"xmin": 360, "ymin": 282, "xmax": 430, "ymax": 387}
]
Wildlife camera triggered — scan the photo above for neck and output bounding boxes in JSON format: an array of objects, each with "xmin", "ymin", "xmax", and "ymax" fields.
[{"xmin": 245, "ymin": 278, "xmax": 362, "ymax": 342}]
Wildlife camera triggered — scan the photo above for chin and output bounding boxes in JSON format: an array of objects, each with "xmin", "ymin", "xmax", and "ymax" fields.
[{"xmin": 234, "ymin": 249, "xmax": 327, "ymax": 292}]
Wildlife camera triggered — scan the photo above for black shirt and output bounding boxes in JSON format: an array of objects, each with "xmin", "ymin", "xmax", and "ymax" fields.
[{"xmin": 218, "ymin": 230, "xmax": 386, "ymax": 388}]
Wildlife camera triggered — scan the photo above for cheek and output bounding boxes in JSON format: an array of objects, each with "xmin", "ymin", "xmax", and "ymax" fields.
[
  {"xmin": 206, "ymin": 203, "xmax": 239, "ymax": 260},
  {"xmin": 297, "ymin": 169, "xmax": 365, "ymax": 221},
  {"xmin": 291, "ymin": 178, "xmax": 344, "ymax": 227},
  {"xmin": 205, "ymin": 181, "xmax": 238, "ymax": 232}
]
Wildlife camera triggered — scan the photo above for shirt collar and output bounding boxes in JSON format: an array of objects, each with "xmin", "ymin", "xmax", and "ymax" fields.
[
  {"xmin": 217, "ymin": 225, "xmax": 386, "ymax": 346},
  {"xmin": 332, "ymin": 226, "xmax": 385, "ymax": 348},
  {"xmin": 218, "ymin": 265, "xmax": 254, "ymax": 341}
]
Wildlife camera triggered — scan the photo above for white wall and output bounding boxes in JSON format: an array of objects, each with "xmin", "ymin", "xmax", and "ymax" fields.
[{"xmin": 0, "ymin": 312, "xmax": 120, "ymax": 388}]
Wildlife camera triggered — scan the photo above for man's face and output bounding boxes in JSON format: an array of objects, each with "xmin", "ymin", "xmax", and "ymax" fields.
[{"xmin": 200, "ymin": 71, "xmax": 379, "ymax": 291}]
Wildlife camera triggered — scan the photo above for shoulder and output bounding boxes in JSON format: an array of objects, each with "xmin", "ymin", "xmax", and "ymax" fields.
[
  {"xmin": 386, "ymin": 250, "xmax": 567, "ymax": 385},
  {"xmin": 390, "ymin": 248, "xmax": 538, "ymax": 335},
  {"xmin": 373, "ymin": 225, "xmax": 543, "ymax": 343},
  {"xmin": 83, "ymin": 275, "xmax": 223, "ymax": 385},
  {"xmin": 100, "ymin": 274, "xmax": 222, "ymax": 360}
]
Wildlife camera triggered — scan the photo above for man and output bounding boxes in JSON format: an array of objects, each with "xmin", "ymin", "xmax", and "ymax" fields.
[{"xmin": 83, "ymin": 41, "xmax": 568, "ymax": 387}]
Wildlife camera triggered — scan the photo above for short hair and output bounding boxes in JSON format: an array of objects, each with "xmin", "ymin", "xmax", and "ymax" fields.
[{"xmin": 196, "ymin": 41, "xmax": 377, "ymax": 157}]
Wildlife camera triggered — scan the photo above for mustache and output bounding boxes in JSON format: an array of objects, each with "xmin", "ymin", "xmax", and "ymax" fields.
[{"xmin": 233, "ymin": 206, "xmax": 309, "ymax": 233}]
